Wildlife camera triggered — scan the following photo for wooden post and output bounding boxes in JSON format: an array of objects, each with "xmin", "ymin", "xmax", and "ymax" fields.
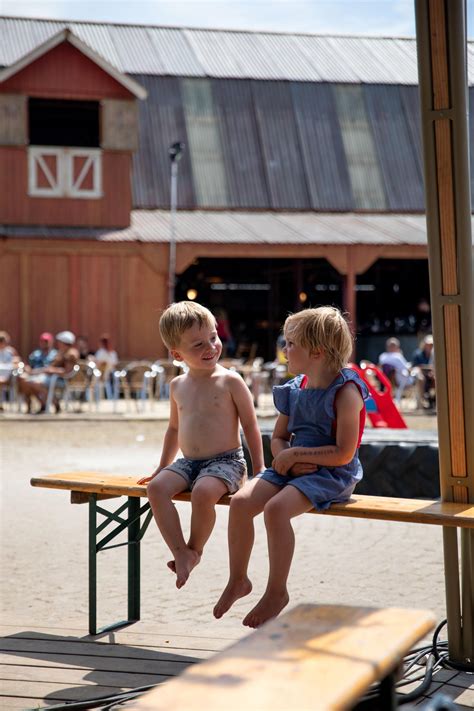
[{"xmin": 415, "ymin": 0, "xmax": 474, "ymax": 666}]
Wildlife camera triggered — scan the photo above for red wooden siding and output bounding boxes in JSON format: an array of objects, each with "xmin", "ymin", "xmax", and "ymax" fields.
[
  {"xmin": 0, "ymin": 147, "xmax": 132, "ymax": 227},
  {"xmin": 0, "ymin": 252, "xmax": 21, "ymax": 346},
  {"xmin": 1, "ymin": 241, "xmax": 168, "ymax": 361},
  {"xmin": 126, "ymin": 255, "xmax": 167, "ymax": 358},
  {"xmin": 0, "ymin": 42, "xmax": 133, "ymax": 100},
  {"xmin": 29, "ymin": 254, "xmax": 70, "ymax": 338}
]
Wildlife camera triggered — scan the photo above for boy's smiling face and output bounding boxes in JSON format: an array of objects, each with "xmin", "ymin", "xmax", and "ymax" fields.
[{"xmin": 172, "ymin": 321, "xmax": 222, "ymax": 370}]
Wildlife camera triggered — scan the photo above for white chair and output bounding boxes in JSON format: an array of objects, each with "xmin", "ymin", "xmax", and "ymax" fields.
[
  {"xmin": 45, "ymin": 362, "xmax": 96, "ymax": 413},
  {"xmin": 113, "ymin": 361, "xmax": 157, "ymax": 412}
]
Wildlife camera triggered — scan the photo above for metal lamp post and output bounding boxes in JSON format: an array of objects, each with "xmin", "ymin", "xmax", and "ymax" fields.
[{"xmin": 168, "ymin": 141, "xmax": 185, "ymax": 305}]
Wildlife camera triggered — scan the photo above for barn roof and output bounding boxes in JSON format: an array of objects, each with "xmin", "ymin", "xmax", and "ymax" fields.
[
  {"xmin": 1, "ymin": 17, "xmax": 473, "ymax": 213},
  {"xmin": 3, "ymin": 210, "xmax": 474, "ymax": 245}
]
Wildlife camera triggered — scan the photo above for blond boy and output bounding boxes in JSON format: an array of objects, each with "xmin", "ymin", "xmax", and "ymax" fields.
[{"xmin": 138, "ymin": 301, "xmax": 264, "ymax": 588}]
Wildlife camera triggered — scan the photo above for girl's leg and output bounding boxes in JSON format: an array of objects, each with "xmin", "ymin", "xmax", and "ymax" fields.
[
  {"xmin": 146, "ymin": 470, "xmax": 192, "ymax": 588},
  {"xmin": 243, "ymin": 485, "xmax": 313, "ymax": 628},
  {"xmin": 214, "ymin": 478, "xmax": 279, "ymax": 619},
  {"xmin": 188, "ymin": 475, "xmax": 229, "ymax": 555}
]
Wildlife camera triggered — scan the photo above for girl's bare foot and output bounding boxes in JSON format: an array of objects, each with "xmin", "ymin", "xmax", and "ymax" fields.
[
  {"xmin": 213, "ymin": 578, "xmax": 252, "ymax": 619},
  {"xmin": 168, "ymin": 548, "xmax": 200, "ymax": 588},
  {"xmin": 242, "ymin": 589, "xmax": 289, "ymax": 628}
]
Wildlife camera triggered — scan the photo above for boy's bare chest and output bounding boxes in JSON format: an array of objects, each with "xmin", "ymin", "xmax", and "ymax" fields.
[{"xmin": 175, "ymin": 380, "xmax": 233, "ymax": 414}]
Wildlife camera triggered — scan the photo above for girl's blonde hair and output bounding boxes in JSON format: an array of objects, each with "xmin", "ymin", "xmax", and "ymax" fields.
[
  {"xmin": 159, "ymin": 301, "xmax": 216, "ymax": 349},
  {"xmin": 284, "ymin": 306, "xmax": 353, "ymax": 371}
]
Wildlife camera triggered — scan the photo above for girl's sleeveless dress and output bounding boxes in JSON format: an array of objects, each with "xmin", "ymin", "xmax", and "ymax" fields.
[{"xmin": 257, "ymin": 368, "xmax": 369, "ymax": 510}]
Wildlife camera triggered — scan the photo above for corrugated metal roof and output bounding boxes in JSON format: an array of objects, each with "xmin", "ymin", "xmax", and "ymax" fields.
[
  {"xmin": 364, "ymin": 85, "xmax": 424, "ymax": 210},
  {"xmin": 181, "ymin": 78, "xmax": 229, "ymax": 207},
  {"xmin": 3, "ymin": 16, "xmax": 472, "ymax": 85},
  {"xmin": 131, "ymin": 76, "xmax": 196, "ymax": 209},
  {"xmin": 5, "ymin": 210, "xmax": 473, "ymax": 245},
  {"xmin": 291, "ymin": 82, "xmax": 353, "ymax": 210},
  {"xmin": 252, "ymin": 82, "xmax": 310, "ymax": 209},
  {"xmin": 212, "ymin": 80, "xmax": 269, "ymax": 208},
  {"xmin": 333, "ymin": 84, "xmax": 387, "ymax": 210}
]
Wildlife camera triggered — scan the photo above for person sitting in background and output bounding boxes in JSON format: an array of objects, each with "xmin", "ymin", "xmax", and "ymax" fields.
[
  {"xmin": 94, "ymin": 334, "xmax": 118, "ymax": 398},
  {"xmin": 0, "ymin": 331, "xmax": 20, "ymax": 410},
  {"xmin": 76, "ymin": 335, "xmax": 94, "ymax": 361},
  {"xmin": 28, "ymin": 332, "xmax": 57, "ymax": 369},
  {"xmin": 378, "ymin": 337, "xmax": 414, "ymax": 404},
  {"xmin": 19, "ymin": 331, "xmax": 79, "ymax": 414},
  {"xmin": 411, "ymin": 334, "xmax": 436, "ymax": 410},
  {"xmin": 94, "ymin": 334, "xmax": 118, "ymax": 371}
]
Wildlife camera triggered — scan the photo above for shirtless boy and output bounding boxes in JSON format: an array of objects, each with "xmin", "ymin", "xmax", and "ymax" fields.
[{"xmin": 138, "ymin": 301, "xmax": 265, "ymax": 589}]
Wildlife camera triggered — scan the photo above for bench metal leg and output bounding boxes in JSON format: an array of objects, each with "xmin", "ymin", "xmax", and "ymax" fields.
[
  {"xmin": 88, "ymin": 494, "xmax": 152, "ymax": 636},
  {"xmin": 353, "ymin": 670, "xmax": 397, "ymax": 710}
]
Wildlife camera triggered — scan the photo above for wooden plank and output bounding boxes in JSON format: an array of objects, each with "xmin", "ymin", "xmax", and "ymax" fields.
[
  {"xmin": 0, "ymin": 638, "xmax": 210, "ymax": 661},
  {"xmin": 0, "ymin": 625, "xmax": 237, "ymax": 652},
  {"xmin": 1, "ymin": 651, "xmax": 193, "ymax": 674},
  {"xmin": 0, "ymin": 680, "xmax": 139, "ymax": 703},
  {"xmin": 444, "ymin": 304, "xmax": 467, "ymax": 483},
  {"xmin": 0, "ymin": 664, "xmax": 167, "ymax": 688},
  {"xmin": 429, "ymin": 0, "xmax": 450, "ymax": 109},
  {"xmin": 30, "ymin": 472, "xmax": 474, "ymax": 528},
  {"xmin": 126, "ymin": 604, "xmax": 435, "ymax": 711},
  {"xmin": 434, "ymin": 120, "xmax": 458, "ymax": 294}
]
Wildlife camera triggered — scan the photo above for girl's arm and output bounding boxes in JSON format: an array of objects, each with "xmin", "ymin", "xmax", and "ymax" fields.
[
  {"xmin": 272, "ymin": 383, "xmax": 363, "ymax": 475},
  {"xmin": 137, "ymin": 381, "xmax": 180, "ymax": 483},
  {"xmin": 230, "ymin": 374, "xmax": 265, "ymax": 475},
  {"xmin": 270, "ymin": 413, "xmax": 291, "ymax": 457}
]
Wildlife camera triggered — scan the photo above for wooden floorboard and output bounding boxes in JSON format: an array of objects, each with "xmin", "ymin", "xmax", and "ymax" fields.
[{"xmin": 0, "ymin": 624, "xmax": 226, "ymax": 709}]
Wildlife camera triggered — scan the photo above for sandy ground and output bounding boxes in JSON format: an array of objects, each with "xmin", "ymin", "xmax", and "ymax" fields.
[{"xmin": 0, "ymin": 417, "xmax": 446, "ymax": 641}]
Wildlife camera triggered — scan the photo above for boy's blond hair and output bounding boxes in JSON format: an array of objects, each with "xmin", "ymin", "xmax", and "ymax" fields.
[
  {"xmin": 159, "ymin": 301, "xmax": 216, "ymax": 349},
  {"xmin": 284, "ymin": 306, "xmax": 353, "ymax": 371}
]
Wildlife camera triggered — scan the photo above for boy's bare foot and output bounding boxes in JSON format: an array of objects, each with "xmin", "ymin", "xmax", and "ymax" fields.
[
  {"xmin": 242, "ymin": 589, "xmax": 289, "ymax": 628},
  {"xmin": 213, "ymin": 578, "xmax": 252, "ymax": 619},
  {"xmin": 167, "ymin": 548, "xmax": 201, "ymax": 588}
]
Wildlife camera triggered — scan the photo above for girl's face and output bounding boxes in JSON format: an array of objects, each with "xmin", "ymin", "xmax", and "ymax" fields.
[{"xmin": 282, "ymin": 332, "xmax": 312, "ymax": 374}]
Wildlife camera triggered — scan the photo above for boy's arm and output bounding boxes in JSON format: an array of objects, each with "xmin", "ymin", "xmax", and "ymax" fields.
[
  {"xmin": 229, "ymin": 375, "xmax": 265, "ymax": 475},
  {"xmin": 137, "ymin": 382, "xmax": 180, "ymax": 484},
  {"xmin": 272, "ymin": 383, "xmax": 363, "ymax": 474}
]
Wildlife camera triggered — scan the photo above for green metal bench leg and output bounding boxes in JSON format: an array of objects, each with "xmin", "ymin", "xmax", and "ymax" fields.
[
  {"xmin": 89, "ymin": 494, "xmax": 98, "ymax": 636},
  {"xmin": 88, "ymin": 494, "xmax": 151, "ymax": 636},
  {"xmin": 128, "ymin": 497, "xmax": 140, "ymax": 624}
]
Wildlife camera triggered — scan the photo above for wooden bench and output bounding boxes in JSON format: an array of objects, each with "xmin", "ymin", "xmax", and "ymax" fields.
[
  {"xmin": 123, "ymin": 603, "xmax": 436, "ymax": 711},
  {"xmin": 30, "ymin": 471, "xmax": 474, "ymax": 635}
]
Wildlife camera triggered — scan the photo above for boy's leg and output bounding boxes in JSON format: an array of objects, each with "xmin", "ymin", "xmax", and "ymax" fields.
[
  {"xmin": 146, "ymin": 470, "xmax": 194, "ymax": 588},
  {"xmin": 188, "ymin": 475, "xmax": 229, "ymax": 556},
  {"xmin": 214, "ymin": 477, "xmax": 279, "ymax": 619},
  {"xmin": 243, "ymin": 485, "xmax": 313, "ymax": 629}
]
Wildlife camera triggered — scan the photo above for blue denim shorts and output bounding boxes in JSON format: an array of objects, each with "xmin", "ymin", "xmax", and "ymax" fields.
[{"xmin": 166, "ymin": 447, "xmax": 247, "ymax": 494}]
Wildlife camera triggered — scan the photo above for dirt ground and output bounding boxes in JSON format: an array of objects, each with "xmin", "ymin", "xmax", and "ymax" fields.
[{"xmin": 1, "ymin": 416, "xmax": 446, "ymax": 641}]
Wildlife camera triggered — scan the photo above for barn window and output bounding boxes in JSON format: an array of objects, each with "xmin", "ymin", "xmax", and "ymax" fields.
[{"xmin": 29, "ymin": 98, "xmax": 100, "ymax": 148}]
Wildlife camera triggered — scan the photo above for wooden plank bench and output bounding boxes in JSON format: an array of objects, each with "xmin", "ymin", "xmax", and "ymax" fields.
[
  {"xmin": 30, "ymin": 471, "xmax": 474, "ymax": 635},
  {"xmin": 124, "ymin": 603, "xmax": 436, "ymax": 711}
]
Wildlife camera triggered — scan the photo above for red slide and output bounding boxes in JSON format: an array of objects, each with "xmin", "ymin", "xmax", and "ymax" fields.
[{"xmin": 349, "ymin": 362, "xmax": 408, "ymax": 429}]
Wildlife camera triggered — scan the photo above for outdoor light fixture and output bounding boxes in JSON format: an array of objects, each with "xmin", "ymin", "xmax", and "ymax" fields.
[
  {"xmin": 169, "ymin": 141, "xmax": 184, "ymax": 163},
  {"xmin": 168, "ymin": 142, "xmax": 185, "ymax": 304}
]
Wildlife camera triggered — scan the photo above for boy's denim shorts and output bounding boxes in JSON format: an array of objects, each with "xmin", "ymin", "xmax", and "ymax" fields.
[{"xmin": 166, "ymin": 447, "xmax": 247, "ymax": 494}]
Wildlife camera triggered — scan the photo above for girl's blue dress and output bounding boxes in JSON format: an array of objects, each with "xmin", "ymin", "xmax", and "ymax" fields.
[{"xmin": 257, "ymin": 368, "xmax": 369, "ymax": 510}]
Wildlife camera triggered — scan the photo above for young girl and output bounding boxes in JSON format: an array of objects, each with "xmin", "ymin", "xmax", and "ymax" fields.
[{"xmin": 214, "ymin": 306, "xmax": 368, "ymax": 628}]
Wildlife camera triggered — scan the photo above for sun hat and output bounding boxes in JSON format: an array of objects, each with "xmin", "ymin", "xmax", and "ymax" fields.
[
  {"xmin": 39, "ymin": 332, "xmax": 54, "ymax": 342},
  {"xmin": 56, "ymin": 330, "xmax": 75, "ymax": 345}
]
